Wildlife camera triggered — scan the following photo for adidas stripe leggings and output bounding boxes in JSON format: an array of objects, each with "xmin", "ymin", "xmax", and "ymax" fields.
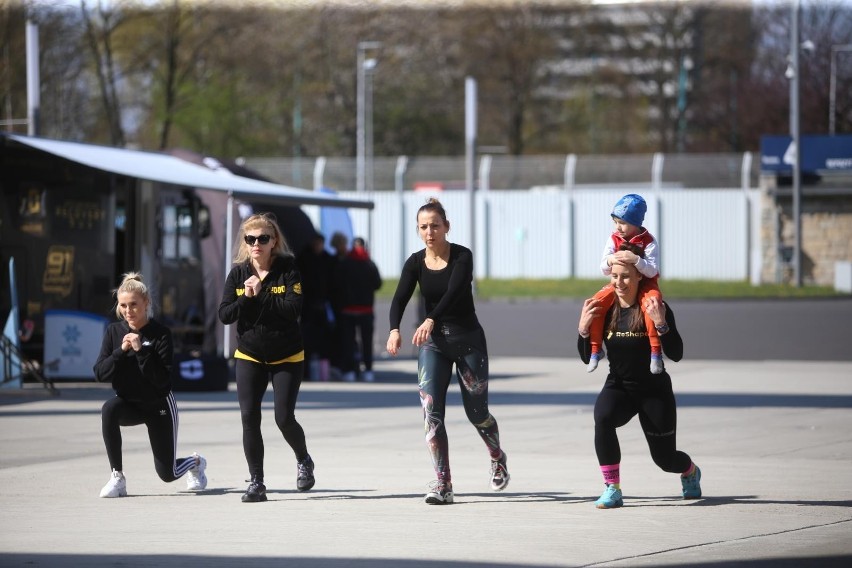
[{"xmin": 101, "ymin": 392, "xmax": 196, "ymax": 481}]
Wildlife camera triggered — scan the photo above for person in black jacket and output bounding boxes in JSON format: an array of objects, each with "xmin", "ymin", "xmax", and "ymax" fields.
[
  {"xmin": 93, "ymin": 272, "xmax": 207, "ymax": 498},
  {"xmin": 334, "ymin": 237, "xmax": 382, "ymax": 382},
  {"xmin": 577, "ymin": 242, "xmax": 701, "ymax": 509},
  {"xmin": 218, "ymin": 212, "xmax": 314, "ymax": 503},
  {"xmin": 295, "ymin": 232, "xmax": 334, "ymax": 381}
]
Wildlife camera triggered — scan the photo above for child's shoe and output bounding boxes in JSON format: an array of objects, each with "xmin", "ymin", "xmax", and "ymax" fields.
[
  {"xmin": 587, "ymin": 351, "xmax": 602, "ymax": 373},
  {"xmin": 650, "ymin": 353, "xmax": 663, "ymax": 374}
]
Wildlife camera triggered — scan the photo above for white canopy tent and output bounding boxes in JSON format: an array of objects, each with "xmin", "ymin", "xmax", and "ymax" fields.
[{"xmin": 5, "ymin": 134, "xmax": 372, "ymax": 210}]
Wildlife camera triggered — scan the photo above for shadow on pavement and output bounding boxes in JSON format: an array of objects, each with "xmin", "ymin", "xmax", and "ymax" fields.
[
  {"xmin": 1, "ymin": 553, "xmax": 850, "ymax": 568},
  {"xmin": 3, "ymin": 385, "xmax": 851, "ymax": 417}
]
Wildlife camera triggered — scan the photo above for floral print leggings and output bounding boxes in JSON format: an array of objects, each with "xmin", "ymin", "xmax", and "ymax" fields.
[{"xmin": 417, "ymin": 324, "xmax": 503, "ymax": 483}]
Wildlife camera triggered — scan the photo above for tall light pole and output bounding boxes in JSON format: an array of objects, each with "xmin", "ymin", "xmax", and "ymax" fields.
[
  {"xmin": 26, "ymin": 18, "xmax": 40, "ymax": 136},
  {"xmin": 829, "ymin": 44, "xmax": 852, "ymax": 136},
  {"xmin": 787, "ymin": 0, "xmax": 803, "ymax": 287},
  {"xmin": 466, "ymin": 77, "xmax": 477, "ymax": 281},
  {"xmin": 790, "ymin": 0, "xmax": 801, "ymax": 287},
  {"xmin": 356, "ymin": 41, "xmax": 381, "ymax": 193}
]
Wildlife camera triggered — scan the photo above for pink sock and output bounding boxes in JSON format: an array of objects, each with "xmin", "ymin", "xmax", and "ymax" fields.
[{"xmin": 600, "ymin": 463, "xmax": 620, "ymax": 486}]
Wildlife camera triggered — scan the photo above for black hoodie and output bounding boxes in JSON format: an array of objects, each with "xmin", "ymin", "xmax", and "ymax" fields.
[
  {"xmin": 92, "ymin": 318, "xmax": 173, "ymax": 401},
  {"xmin": 218, "ymin": 254, "xmax": 304, "ymax": 363}
]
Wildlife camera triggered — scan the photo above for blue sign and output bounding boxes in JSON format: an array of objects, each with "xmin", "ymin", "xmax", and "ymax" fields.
[{"xmin": 760, "ymin": 134, "xmax": 852, "ymax": 173}]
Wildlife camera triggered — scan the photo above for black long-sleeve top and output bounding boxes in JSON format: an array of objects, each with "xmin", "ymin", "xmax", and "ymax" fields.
[
  {"xmin": 578, "ymin": 302, "xmax": 683, "ymax": 382},
  {"xmin": 92, "ymin": 318, "xmax": 173, "ymax": 401},
  {"xmin": 389, "ymin": 243, "xmax": 479, "ymax": 331},
  {"xmin": 218, "ymin": 254, "xmax": 304, "ymax": 362}
]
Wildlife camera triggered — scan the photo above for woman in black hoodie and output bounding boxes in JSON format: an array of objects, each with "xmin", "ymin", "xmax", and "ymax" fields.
[
  {"xmin": 93, "ymin": 272, "xmax": 207, "ymax": 498},
  {"xmin": 218, "ymin": 212, "xmax": 314, "ymax": 503}
]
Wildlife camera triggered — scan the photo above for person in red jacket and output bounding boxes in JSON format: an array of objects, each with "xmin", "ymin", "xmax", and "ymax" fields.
[
  {"xmin": 93, "ymin": 272, "xmax": 207, "ymax": 498},
  {"xmin": 218, "ymin": 212, "xmax": 315, "ymax": 503},
  {"xmin": 334, "ymin": 237, "xmax": 383, "ymax": 382},
  {"xmin": 586, "ymin": 194, "xmax": 666, "ymax": 374}
]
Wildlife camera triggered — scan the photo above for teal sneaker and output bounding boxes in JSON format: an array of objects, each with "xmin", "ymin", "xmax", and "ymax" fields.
[
  {"xmin": 681, "ymin": 465, "xmax": 702, "ymax": 499},
  {"xmin": 595, "ymin": 484, "xmax": 623, "ymax": 509}
]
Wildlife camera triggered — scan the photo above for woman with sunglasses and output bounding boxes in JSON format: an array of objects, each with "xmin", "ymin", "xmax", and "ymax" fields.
[{"xmin": 218, "ymin": 213, "xmax": 315, "ymax": 503}]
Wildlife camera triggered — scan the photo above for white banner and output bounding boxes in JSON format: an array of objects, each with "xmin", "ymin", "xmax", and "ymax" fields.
[{"xmin": 44, "ymin": 310, "xmax": 108, "ymax": 379}]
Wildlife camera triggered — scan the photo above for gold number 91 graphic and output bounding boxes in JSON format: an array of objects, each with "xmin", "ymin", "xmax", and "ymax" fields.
[{"xmin": 43, "ymin": 246, "xmax": 74, "ymax": 298}]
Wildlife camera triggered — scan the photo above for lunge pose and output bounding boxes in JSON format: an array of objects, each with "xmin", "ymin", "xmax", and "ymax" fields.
[
  {"xmin": 578, "ymin": 244, "xmax": 701, "ymax": 509},
  {"xmin": 587, "ymin": 194, "xmax": 666, "ymax": 374},
  {"xmin": 93, "ymin": 272, "xmax": 207, "ymax": 498},
  {"xmin": 219, "ymin": 212, "xmax": 315, "ymax": 503},
  {"xmin": 386, "ymin": 198, "xmax": 509, "ymax": 505}
]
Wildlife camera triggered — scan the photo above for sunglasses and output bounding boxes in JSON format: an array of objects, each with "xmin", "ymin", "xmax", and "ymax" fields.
[{"xmin": 244, "ymin": 234, "xmax": 272, "ymax": 246}]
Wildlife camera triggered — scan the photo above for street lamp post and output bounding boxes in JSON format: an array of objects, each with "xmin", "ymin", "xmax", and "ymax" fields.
[
  {"xmin": 785, "ymin": 1, "xmax": 815, "ymax": 287},
  {"xmin": 789, "ymin": 0, "xmax": 802, "ymax": 287},
  {"xmin": 829, "ymin": 44, "xmax": 852, "ymax": 136},
  {"xmin": 356, "ymin": 41, "xmax": 381, "ymax": 194}
]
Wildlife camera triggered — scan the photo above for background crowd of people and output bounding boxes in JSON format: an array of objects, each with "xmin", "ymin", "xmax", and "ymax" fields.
[{"xmin": 296, "ymin": 230, "xmax": 382, "ymax": 383}]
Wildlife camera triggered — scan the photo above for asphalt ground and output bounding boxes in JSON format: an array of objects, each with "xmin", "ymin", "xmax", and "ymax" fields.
[
  {"xmin": 2, "ymin": 354, "xmax": 851, "ymax": 567},
  {"xmin": 1, "ymin": 298, "xmax": 851, "ymax": 567}
]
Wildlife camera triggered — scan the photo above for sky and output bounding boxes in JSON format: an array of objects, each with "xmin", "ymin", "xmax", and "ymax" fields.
[{"xmin": 50, "ymin": 0, "xmax": 811, "ymax": 9}]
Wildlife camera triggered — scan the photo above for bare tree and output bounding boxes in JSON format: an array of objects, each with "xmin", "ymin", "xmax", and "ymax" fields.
[{"xmin": 80, "ymin": 0, "xmax": 128, "ymax": 147}]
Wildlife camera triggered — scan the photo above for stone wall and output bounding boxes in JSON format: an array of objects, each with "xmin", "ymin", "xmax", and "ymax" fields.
[{"xmin": 760, "ymin": 175, "xmax": 852, "ymax": 286}]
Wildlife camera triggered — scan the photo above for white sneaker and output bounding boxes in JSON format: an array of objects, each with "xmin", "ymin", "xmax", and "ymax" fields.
[
  {"xmin": 362, "ymin": 370, "xmax": 375, "ymax": 383},
  {"xmin": 425, "ymin": 480, "xmax": 454, "ymax": 505},
  {"xmin": 99, "ymin": 470, "xmax": 127, "ymax": 498},
  {"xmin": 650, "ymin": 357, "xmax": 664, "ymax": 375},
  {"xmin": 342, "ymin": 371, "xmax": 357, "ymax": 382},
  {"xmin": 186, "ymin": 453, "xmax": 208, "ymax": 491}
]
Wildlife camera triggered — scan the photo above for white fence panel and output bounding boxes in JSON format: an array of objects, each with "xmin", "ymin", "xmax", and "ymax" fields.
[
  {"xmin": 342, "ymin": 188, "xmax": 750, "ymax": 282},
  {"xmin": 482, "ymin": 191, "xmax": 571, "ymax": 278},
  {"xmin": 660, "ymin": 189, "xmax": 748, "ymax": 280}
]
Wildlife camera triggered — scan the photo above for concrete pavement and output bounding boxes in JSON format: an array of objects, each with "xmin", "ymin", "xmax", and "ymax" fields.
[{"xmin": 1, "ymin": 357, "xmax": 851, "ymax": 567}]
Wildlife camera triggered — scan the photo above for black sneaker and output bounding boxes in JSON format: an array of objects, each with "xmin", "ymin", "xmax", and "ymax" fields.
[
  {"xmin": 296, "ymin": 456, "xmax": 315, "ymax": 492},
  {"xmin": 241, "ymin": 479, "xmax": 267, "ymax": 503},
  {"xmin": 425, "ymin": 480, "xmax": 454, "ymax": 505}
]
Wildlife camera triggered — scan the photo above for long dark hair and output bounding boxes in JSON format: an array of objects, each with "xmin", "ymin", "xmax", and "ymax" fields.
[{"xmin": 606, "ymin": 242, "xmax": 646, "ymax": 333}]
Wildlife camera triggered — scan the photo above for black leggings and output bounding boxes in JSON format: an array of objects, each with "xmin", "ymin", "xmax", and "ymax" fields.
[
  {"xmin": 235, "ymin": 359, "xmax": 308, "ymax": 480},
  {"xmin": 339, "ymin": 313, "xmax": 375, "ymax": 373},
  {"xmin": 101, "ymin": 393, "xmax": 196, "ymax": 481},
  {"xmin": 593, "ymin": 375, "xmax": 691, "ymax": 474},
  {"xmin": 417, "ymin": 325, "xmax": 502, "ymax": 483}
]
